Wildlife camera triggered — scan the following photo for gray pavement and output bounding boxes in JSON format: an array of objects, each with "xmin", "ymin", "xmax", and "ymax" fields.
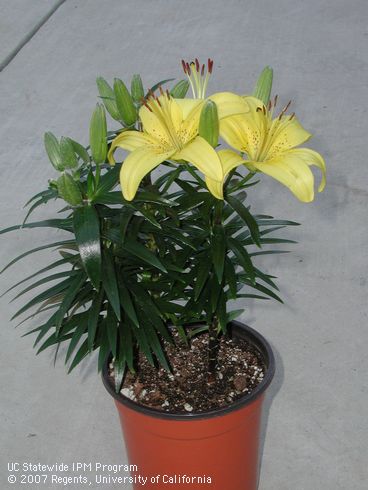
[{"xmin": 0, "ymin": 1, "xmax": 367, "ymax": 489}]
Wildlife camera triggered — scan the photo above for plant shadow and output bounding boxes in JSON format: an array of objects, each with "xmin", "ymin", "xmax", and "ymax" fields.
[{"xmin": 258, "ymin": 340, "xmax": 284, "ymax": 476}]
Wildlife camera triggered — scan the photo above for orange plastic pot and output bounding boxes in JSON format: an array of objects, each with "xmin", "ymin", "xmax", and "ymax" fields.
[{"xmin": 102, "ymin": 321, "xmax": 275, "ymax": 490}]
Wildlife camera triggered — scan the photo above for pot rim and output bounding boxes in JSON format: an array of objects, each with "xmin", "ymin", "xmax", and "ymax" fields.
[{"xmin": 101, "ymin": 320, "xmax": 275, "ymax": 420}]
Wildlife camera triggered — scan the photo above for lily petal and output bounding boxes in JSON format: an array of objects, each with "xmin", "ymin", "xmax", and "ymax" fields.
[
  {"xmin": 205, "ymin": 149, "xmax": 246, "ymax": 200},
  {"xmin": 210, "ymin": 92, "xmax": 250, "ymax": 119},
  {"xmin": 120, "ymin": 146, "xmax": 175, "ymax": 201},
  {"xmin": 267, "ymin": 117, "xmax": 311, "ymax": 158},
  {"xmin": 287, "ymin": 148, "xmax": 326, "ymax": 192},
  {"xmin": 250, "ymin": 154, "xmax": 315, "ymax": 202},
  {"xmin": 205, "ymin": 177, "xmax": 224, "ymax": 200},
  {"xmin": 174, "ymin": 136, "xmax": 223, "ymax": 182},
  {"xmin": 219, "ymin": 114, "xmax": 260, "ymax": 157},
  {"xmin": 139, "ymin": 104, "xmax": 173, "ymax": 147},
  {"xmin": 218, "ymin": 149, "xmax": 246, "ymax": 176},
  {"xmin": 174, "ymin": 98, "xmax": 203, "ymax": 119},
  {"xmin": 108, "ymin": 131, "xmax": 159, "ymax": 164}
]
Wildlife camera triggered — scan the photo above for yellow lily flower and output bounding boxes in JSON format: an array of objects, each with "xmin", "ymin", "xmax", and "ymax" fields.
[
  {"xmin": 108, "ymin": 90, "xmax": 248, "ymax": 201},
  {"xmin": 213, "ymin": 96, "xmax": 326, "ymax": 202}
]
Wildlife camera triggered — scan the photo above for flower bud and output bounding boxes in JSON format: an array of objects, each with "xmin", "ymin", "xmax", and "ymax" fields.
[
  {"xmin": 89, "ymin": 104, "xmax": 107, "ymax": 164},
  {"xmin": 253, "ymin": 66, "xmax": 273, "ymax": 105},
  {"xmin": 96, "ymin": 77, "xmax": 121, "ymax": 121},
  {"xmin": 131, "ymin": 74, "xmax": 144, "ymax": 104},
  {"xmin": 114, "ymin": 78, "xmax": 137, "ymax": 126},
  {"xmin": 57, "ymin": 173, "xmax": 83, "ymax": 206},
  {"xmin": 199, "ymin": 100, "xmax": 219, "ymax": 148},
  {"xmin": 170, "ymin": 80, "xmax": 190, "ymax": 99},
  {"xmin": 44, "ymin": 132, "xmax": 63, "ymax": 171},
  {"xmin": 59, "ymin": 137, "xmax": 78, "ymax": 169}
]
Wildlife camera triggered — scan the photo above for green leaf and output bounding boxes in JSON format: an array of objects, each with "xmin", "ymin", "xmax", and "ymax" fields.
[
  {"xmin": 37, "ymin": 332, "xmax": 73, "ymax": 355},
  {"xmin": 210, "ymin": 274, "xmax": 222, "ymax": 313},
  {"xmin": 106, "ymin": 305, "xmax": 118, "ymax": 357},
  {"xmin": 1, "ymin": 241, "xmax": 74, "ymax": 275},
  {"xmin": 23, "ymin": 189, "xmax": 58, "ymax": 225},
  {"xmin": 119, "ymin": 321, "xmax": 134, "ymax": 372},
  {"xmin": 1, "ymin": 256, "xmax": 73, "ymax": 298},
  {"xmin": 11, "ymin": 271, "xmax": 78, "ymax": 302},
  {"xmin": 65, "ymin": 318, "xmax": 88, "ymax": 363},
  {"xmin": 135, "ymin": 191, "xmax": 178, "ymax": 206},
  {"xmin": 93, "ymin": 190, "xmax": 125, "ymax": 205},
  {"xmin": 69, "ymin": 138, "xmax": 90, "ymax": 164},
  {"xmin": 102, "ymin": 249, "xmax": 120, "ymax": 320},
  {"xmin": 212, "ymin": 224, "xmax": 226, "ymax": 283},
  {"xmin": 239, "ymin": 278, "xmax": 284, "ymax": 303},
  {"xmin": 228, "ymin": 236, "xmax": 255, "ymax": 284},
  {"xmin": 68, "ymin": 338, "xmax": 89, "ymax": 373},
  {"xmin": 88, "ymin": 288, "xmax": 104, "ymax": 351},
  {"xmin": 118, "ymin": 280, "xmax": 139, "ymax": 327},
  {"xmin": 224, "ymin": 257, "xmax": 237, "ymax": 298},
  {"xmin": 11, "ymin": 277, "xmax": 74, "ymax": 320},
  {"xmin": 143, "ymin": 321, "xmax": 170, "ymax": 371},
  {"xmin": 122, "ymin": 239, "xmax": 167, "ymax": 273},
  {"xmin": 73, "ymin": 205, "xmax": 101, "ymax": 289},
  {"xmin": 130, "ymin": 320, "xmax": 154, "ymax": 366},
  {"xmin": 226, "ymin": 195, "xmax": 261, "ymax": 247},
  {"xmin": 0, "ymin": 218, "xmax": 73, "ymax": 236},
  {"xmin": 53, "ymin": 273, "xmax": 86, "ymax": 328},
  {"xmin": 97, "ymin": 328, "xmax": 110, "ymax": 372},
  {"xmin": 256, "ymin": 219, "xmax": 300, "ymax": 227},
  {"xmin": 146, "ymin": 78, "xmax": 175, "ymax": 96},
  {"xmin": 113, "ymin": 357, "xmax": 126, "ymax": 393},
  {"xmin": 93, "ymin": 164, "xmax": 121, "ymax": 196},
  {"xmin": 227, "ymin": 309, "xmax": 244, "ymax": 322}
]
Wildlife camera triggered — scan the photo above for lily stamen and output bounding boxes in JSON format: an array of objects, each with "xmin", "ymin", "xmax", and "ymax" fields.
[{"xmin": 182, "ymin": 57, "xmax": 214, "ymax": 99}]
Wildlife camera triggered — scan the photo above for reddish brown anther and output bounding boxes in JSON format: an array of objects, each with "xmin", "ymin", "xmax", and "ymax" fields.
[
  {"xmin": 166, "ymin": 89, "xmax": 170, "ymax": 99},
  {"xmin": 208, "ymin": 58, "xmax": 214, "ymax": 74},
  {"xmin": 141, "ymin": 98, "xmax": 153, "ymax": 112},
  {"xmin": 201, "ymin": 64, "xmax": 205, "ymax": 76},
  {"xmin": 186, "ymin": 62, "xmax": 191, "ymax": 76},
  {"xmin": 274, "ymin": 94, "xmax": 278, "ymax": 107},
  {"xmin": 181, "ymin": 59, "xmax": 187, "ymax": 74},
  {"xmin": 195, "ymin": 58, "xmax": 200, "ymax": 72},
  {"xmin": 159, "ymin": 85, "xmax": 164, "ymax": 96},
  {"xmin": 289, "ymin": 112, "xmax": 295, "ymax": 120},
  {"xmin": 282, "ymin": 100, "xmax": 292, "ymax": 113}
]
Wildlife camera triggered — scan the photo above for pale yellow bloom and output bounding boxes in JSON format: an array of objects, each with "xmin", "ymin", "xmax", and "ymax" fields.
[
  {"xmin": 108, "ymin": 91, "xmax": 248, "ymax": 201},
  {"xmin": 207, "ymin": 96, "xmax": 326, "ymax": 202}
]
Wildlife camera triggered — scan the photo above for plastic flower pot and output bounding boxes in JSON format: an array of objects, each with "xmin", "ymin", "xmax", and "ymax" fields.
[{"xmin": 102, "ymin": 321, "xmax": 275, "ymax": 490}]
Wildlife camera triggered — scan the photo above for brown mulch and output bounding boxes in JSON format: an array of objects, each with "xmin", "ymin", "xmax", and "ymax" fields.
[{"xmin": 109, "ymin": 332, "xmax": 266, "ymax": 414}]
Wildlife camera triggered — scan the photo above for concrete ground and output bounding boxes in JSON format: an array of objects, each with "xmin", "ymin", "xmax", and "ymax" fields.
[{"xmin": 0, "ymin": 1, "xmax": 367, "ymax": 488}]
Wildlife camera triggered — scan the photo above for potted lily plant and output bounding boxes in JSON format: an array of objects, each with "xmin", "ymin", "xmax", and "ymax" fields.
[{"xmin": 1, "ymin": 59, "xmax": 326, "ymax": 490}]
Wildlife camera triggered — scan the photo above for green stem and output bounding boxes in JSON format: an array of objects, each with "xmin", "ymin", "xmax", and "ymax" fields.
[
  {"xmin": 207, "ymin": 200, "xmax": 224, "ymax": 381},
  {"xmin": 207, "ymin": 315, "xmax": 220, "ymax": 380}
]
